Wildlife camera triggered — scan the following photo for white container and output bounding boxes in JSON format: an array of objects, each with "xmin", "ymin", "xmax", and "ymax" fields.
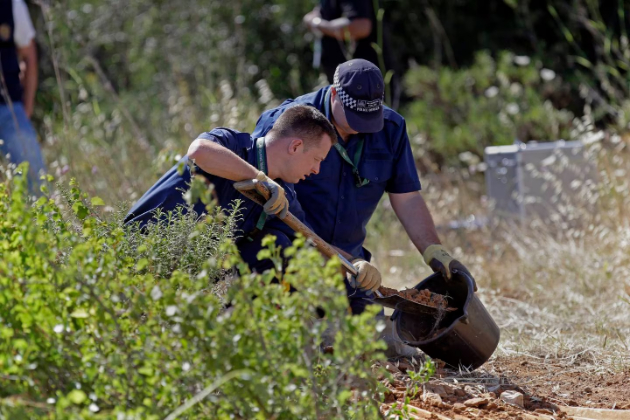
[{"xmin": 484, "ymin": 140, "xmax": 596, "ymax": 221}]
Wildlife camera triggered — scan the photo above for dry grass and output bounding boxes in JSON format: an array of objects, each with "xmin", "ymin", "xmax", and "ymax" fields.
[{"xmin": 368, "ymin": 138, "xmax": 630, "ymax": 373}]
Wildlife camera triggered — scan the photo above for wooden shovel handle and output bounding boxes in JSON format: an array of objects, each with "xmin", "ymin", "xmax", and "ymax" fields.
[{"xmin": 233, "ymin": 179, "xmax": 358, "ymax": 276}]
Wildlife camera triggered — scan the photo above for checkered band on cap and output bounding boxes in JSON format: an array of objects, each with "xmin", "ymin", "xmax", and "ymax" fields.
[{"xmin": 333, "ymin": 66, "xmax": 383, "ymax": 113}]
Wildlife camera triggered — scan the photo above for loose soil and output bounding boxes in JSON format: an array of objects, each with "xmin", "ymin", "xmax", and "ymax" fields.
[
  {"xmin": 379, "ymin": 286, "xmax": 449, "ymax": 310},
  {"xmin": 377, "ymin": 354, "xmax": 630, "ymax": 419}
]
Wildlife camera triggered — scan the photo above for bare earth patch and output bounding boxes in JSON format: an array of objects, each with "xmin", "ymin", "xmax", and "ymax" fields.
[{"xmin": 377, "ymin": 355, "xmax": 630, "ymax": 420}]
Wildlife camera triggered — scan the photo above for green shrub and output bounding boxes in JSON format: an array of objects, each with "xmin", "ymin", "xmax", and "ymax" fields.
[
  {"xmin": 0, "ymin": 164, "xmax": 387, "ymax": 419},
  {"xmin": 403, "ymin": 51, "xmax": 575, "ymax": 165}
]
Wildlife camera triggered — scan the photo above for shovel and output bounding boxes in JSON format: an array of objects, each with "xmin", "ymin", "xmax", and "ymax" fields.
[{"xmin": 233, "ymin": 179, "xmax": 453, "ymax": 316}]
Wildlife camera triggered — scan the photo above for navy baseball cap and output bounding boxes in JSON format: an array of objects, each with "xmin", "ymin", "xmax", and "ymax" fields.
[{"xmin": 333, "ymin": 59, "xmax": 384, "ymax": 133}]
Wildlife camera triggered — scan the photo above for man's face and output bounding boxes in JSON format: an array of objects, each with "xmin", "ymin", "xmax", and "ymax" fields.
[
  {"xmin": 331, "ymin": 88, "xmax": 359, "ymax": 138},
  {"xmin": 284, "ymin": 134, "xmax": 333, "ymax": 183}
]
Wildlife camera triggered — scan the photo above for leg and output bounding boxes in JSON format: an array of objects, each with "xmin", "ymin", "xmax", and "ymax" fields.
[
  {"xmin": 0, "ymin": 103, "xmax": 46, "ymax": 192},
  {"xmin": 237, "ymin": 227, "xmax": 294, "ymax": 274}
]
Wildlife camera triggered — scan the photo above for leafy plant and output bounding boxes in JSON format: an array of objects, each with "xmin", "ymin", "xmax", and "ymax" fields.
[
  {"xmin": 0, "ymin": 164, "xmax": 388, "ymax": 419},
  {"xmin": 403, "ymin": 50, "xmax": 575, "ymax": 167}
]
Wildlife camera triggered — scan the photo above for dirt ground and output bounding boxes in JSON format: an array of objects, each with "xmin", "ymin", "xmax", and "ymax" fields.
[{"xmin": 377, "ymin": 354, "xmax": 630, "ymax": 420}]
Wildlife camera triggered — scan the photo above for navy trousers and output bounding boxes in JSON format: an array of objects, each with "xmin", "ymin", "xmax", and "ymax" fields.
[{"xmin": 237, "ymin": 227, "xmax": 376, "ymax": 315}]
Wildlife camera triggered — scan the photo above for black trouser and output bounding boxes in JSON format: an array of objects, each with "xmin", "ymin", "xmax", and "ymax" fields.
[{"xmin": 237, "ymin": 227, "xmax": 377, "ymax": 315}]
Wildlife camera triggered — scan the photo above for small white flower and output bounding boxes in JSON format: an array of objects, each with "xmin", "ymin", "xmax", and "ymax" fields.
[
  {"xmin": 89, "ymin": 403, "xmax": 100, "ymax": 412},
  {"xmin": 514, "ymin": 55, "xmax": 531, "ymax": 66},
  {"xmin": 150, "ymin": 285, "xmax": 162, "ymax": 301},
  {"xmin": 540, "ymin": 68, "xmax": 556, "ymax": 81},
  {"xmin": 46, "ymin": 398, "xmax": 56, "ymax": 404},
  {"xmin": 485, "ymin": 86, "xmax": 499, "ymax": 98},
  {"xmin": 166, "ymin": 305, "xmax": 177, "ymax": 317},
  {"xmin": 506, "ymin": 103, "xmax": 520, "ymax": 115},
  {"xmin": 182, "ymin": 362, "xmax": 191, "ymax": 371},
  {"xmin": 53, "ymin": 324, "xmax": 64, "ymax": 334}
]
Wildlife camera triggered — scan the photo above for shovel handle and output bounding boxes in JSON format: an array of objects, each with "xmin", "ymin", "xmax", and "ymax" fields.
[{"xmin": 233, "ymin": 179, "xmax": 359, "ymax": 277}]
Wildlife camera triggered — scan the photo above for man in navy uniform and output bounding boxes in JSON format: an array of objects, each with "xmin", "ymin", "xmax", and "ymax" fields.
[
  {"xmin": 125, "ymin": 105, "xmax": 381, "ymax": 292},
  {"xmin": 253, "ymin": 59, "xmax": 475, "ymax": 317}
]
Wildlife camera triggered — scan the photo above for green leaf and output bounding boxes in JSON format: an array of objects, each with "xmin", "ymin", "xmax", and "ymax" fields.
[
  {"xmin": 68, "ymin": 389, "xmax": 86, "ymax": 405},
  {"xmin": 91, "ymin": 196, "xmax": 105, "ymax": 206},
  {"xmin": 136, "ymin": 258, "xmax": 149, "ymax": 271},
  {"xmin": 138, "ymin": 366, "xmax": 154, "ymax": 376},
  {"xmin": 72, "ymin": 202, "xmax": 89, "ymax": 220},
  {"xmin": 70, "ymin": 308, "xmax": 89, "ymax": 318}
]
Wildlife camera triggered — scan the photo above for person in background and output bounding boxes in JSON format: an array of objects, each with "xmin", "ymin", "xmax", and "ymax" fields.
[
  {"xmin": 303, "ymin": 0, "xmax": 399, "ymax": 109},
  {"xmin": 0, "ymin": 0, "xmax": 45, "ymax": 189}
]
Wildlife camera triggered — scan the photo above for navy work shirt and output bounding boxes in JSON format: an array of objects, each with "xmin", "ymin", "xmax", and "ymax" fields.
[
  {"xmin": 124, "ymin": 128, "xmax": 306, "ymax": 241},
  {"xmin": 252, "ymin": 87, "xmax": 421, "ymax": 259}
]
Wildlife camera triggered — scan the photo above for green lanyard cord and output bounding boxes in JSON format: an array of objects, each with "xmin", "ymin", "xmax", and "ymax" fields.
[
  {"xmin": 255, "ymin": 138, "xmax": 268, "ymax": 231},
  {"xmin": 324, "ymin": 88, "xmax": 370, "ymax": 188},
  {"xmin": 333, "ymin": 142, "xmax": 370, "ymax": 188}
]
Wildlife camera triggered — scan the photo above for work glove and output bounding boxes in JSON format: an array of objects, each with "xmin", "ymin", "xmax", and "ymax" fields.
[
  {"xmin": 256, "ymin": 171, "xmax": 289, "ymax": 219},
  {"xmin": 423, "ymin": 244, "xmax": 478, "ymax": 292},
  {"xmin": 351, "ymin": 258, "xmax": 382, "ymax": 292}
]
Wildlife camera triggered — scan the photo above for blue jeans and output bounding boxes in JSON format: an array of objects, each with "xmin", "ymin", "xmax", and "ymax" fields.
[{"xmin": 0, "ymin": 103, "xmax": 46, "ymax": 191}]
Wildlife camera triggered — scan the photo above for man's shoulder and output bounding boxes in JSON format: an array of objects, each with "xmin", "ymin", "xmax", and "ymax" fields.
[
  {"xmin": 287, "ymin": 86, "xmax": 329, "ymax": 108},
  {"xmin": 197, "ymin": 127, "xmax": 253, "ymax": 148},
  {"xmin": 382, "ymin": 106, "xmax": 405, "ymax": 127}
]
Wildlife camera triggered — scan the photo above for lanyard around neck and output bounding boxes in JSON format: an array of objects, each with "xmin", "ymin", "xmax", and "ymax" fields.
[
  {"xmin": 324, "ymin": 88, "xmax": 370, "ymax": 188},
  {"xmin": 255, "ymin": 137, "xmax": 268, "ymax": 230}
]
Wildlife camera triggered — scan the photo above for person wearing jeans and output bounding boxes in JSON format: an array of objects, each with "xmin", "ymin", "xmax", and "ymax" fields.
[{"xmin": 0, "ymin": 0, "xmax": 45, "ymax": 190}]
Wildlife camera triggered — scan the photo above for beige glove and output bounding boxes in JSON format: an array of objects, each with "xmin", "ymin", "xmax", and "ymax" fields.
[
  {"xmin": 256, "ymin": 171, "xmax": 289, "ymax": 219},
  {"xmin": 351, "ymin": 258, "xmax": 382, "ymax": 292},
  {"xmin": 423, "ymin": 244, "xmax": 477, "ymax": 291}
]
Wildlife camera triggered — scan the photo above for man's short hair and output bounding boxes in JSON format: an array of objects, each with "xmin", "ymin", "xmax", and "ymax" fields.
[{"xmin": 268, "ymin": 105, "xmax": 337, "ymax": 149}]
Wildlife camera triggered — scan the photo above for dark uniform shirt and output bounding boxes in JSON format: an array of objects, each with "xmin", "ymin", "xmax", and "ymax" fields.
[
  {"xmin": 124, "ymin": 128, "xmax": 306, "ymax": 242},
  {"xmin": 252, "ymin": 86, "xmax": 421, "ymax": 259},
  {"xmin": 0, "ymin": 0, "xmax": 22, "ymax": 103},
  {"xmin": 318, "ymin": 0, "xmax": 393, "ymax": 84}
]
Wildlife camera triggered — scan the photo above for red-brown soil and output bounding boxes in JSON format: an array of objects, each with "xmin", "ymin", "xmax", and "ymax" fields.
[
  {"xmin": 379, "ymin": 287, "xmax": 449, "ymax": 309},
  {"xmin": 376, "ymin": 354, "xmax": 630, "ymax": 419}
]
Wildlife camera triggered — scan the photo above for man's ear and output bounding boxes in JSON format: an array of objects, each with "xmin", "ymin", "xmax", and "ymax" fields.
[{"xmin": 287, "ymin": 138, "xmax": 304, "ymax": 155}]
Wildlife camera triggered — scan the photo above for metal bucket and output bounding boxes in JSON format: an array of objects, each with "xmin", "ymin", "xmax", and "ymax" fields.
[{"xmin": 392, "ymin": 271, "xmax": 500, "ymax": 370}]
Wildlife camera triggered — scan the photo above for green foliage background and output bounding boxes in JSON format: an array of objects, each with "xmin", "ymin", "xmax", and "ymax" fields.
[{"xmin": 25, "ymin": 0, "xmax": 630, "ymax": 201}]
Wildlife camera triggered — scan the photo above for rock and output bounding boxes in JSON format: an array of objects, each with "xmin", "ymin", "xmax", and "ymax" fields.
[
  {"xmin": 535, "ymin": 408, "xmax": 554, "ymax": 415},
  {"xmin": 383, "ymin": 390, "xmax": 396, "ymax": 403},
  {"xmin": 453, "ymin": 403, "xmax": 466, "ymax": 413},
  {"xmin": 486, "ymin": 401, "xmax": 498, "ymax": 409},
  {"xmin": 584, "ymin": 386, "xmax": 593, "ymax": 394},
  {"xmin": 384, "ymin": 363, "xmax": 400, "ymax": 374},
  {"xmin": 424, "ymin": 392, "xmax": 443, "ymax": 407},
  {"xmin": 443, "ymin": 385, "xmax": 455, "ymax": 395},
  {"xmin": 397, "ymin": 360, "xmax": 414, "ymax": 372},
  {"xmin": 464, "ymin": 385, "xmax": 479, "ymax": 396},
  {"xmin": 426, "ymin": 384, "xmax": 448, "ymax": 398},
  {"xmin": 454, "ymin": 388, "xmax": 466, "ymax": 397},
  {"xmin": 464, "ymin": 397, "xmax": 489, "ymax": 407},
  {"xmin": 500, "ymin": 390, "xmax": 524, "ymax": 408}
]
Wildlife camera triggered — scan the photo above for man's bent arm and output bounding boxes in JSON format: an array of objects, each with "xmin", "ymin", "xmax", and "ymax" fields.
[
  {"xmin": 18, "ymin": 40, "xmax": 37, "ymax": 118},
  {"xmin": 187, "ymin": 138, "xmax": 259, "ymax": 181},
  {"xmin": 389, "ymin": 191, "xmax": 441, "ymax": 254},
  {"xmin": 306, "ymin": 13, "xmax": 372, "ymax": 41}
]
